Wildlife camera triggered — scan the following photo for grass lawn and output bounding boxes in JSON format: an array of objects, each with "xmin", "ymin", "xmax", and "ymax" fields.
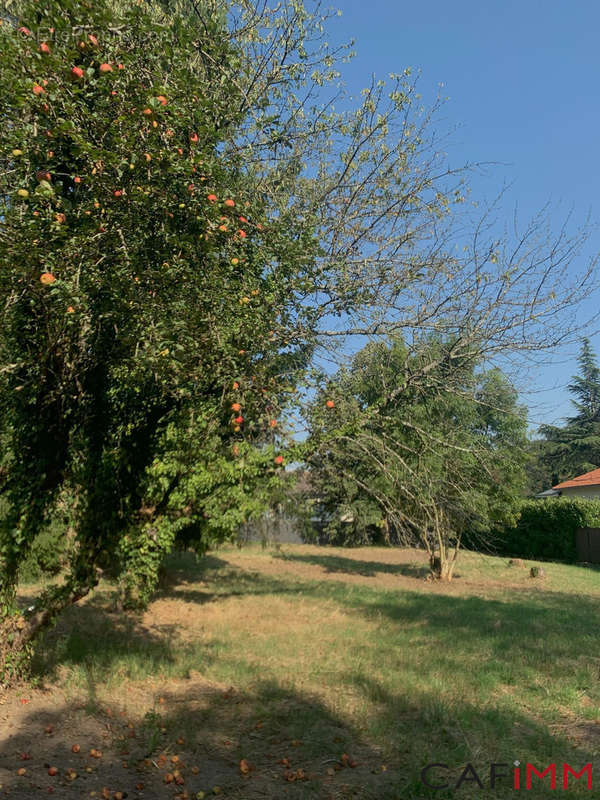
[{"xmin": 1, "ymin": 544, "xmax": 599, "ymax": 798}]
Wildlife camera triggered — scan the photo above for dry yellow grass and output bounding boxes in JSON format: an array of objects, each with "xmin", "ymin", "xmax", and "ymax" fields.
[{"xmin": 2, "ymin": 544, "xmax": 598, "ymax": 798}]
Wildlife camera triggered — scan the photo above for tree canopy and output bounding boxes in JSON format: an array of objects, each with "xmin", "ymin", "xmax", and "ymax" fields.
[
  {"xmin": 303, "ymin": 335, "xmax": 529, "ymax": 579},
  {"xmin": 0, "ymin": 0, "xmax": 319, "ymax": 676},
  {"xmin": 0, "ymin": 0, "xmax": 597, "ymax": 681}
]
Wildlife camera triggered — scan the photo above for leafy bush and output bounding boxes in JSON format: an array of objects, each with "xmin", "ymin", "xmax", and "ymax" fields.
[
  {"xmin": 19, "ymin": 498, "xmax": 75, "ymax": 582},
  {"xmin": 485, "ymin": 498, "xmax": 600, "ymax": 562},
  {"xmin": 0, "ymin": 495, "xmax": 73, "ymax": 583},
  {"xmin": 18, "ymin": 521, "xmax": 70, "ymax": 582}
]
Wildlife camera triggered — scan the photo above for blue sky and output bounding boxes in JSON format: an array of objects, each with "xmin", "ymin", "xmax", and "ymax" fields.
[{"xmin": 330, "ymin": 0, "xmax": 600, "ymax": 429}]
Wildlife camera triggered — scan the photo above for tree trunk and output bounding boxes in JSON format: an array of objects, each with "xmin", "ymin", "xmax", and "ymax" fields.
[
  {"xmin": 429, "ymin": 553, "xmax": 457, "ymax": 581},
  {"xmin": 428, "ymin": 512, "xmax": 460, "ymax": 581},
  {"xmin": 0, "ymin": 581, "xmax": 94, "ymax": 687},
  {"xmin": 382, "ymin": 516, "xmax": 391, "ymax": 546},
  {"xmin": 0, "ymin": 613, "xmax": 33, "ymax": 686}
]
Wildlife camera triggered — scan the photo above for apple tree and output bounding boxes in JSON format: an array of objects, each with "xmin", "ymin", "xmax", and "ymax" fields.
[
  {"xmin": 1, "ymin": 0, "xmax": 597, "ymax": 682},
  {"xmin": 0, "ymin": 0, "xmax": 316, "ymax": 681}
]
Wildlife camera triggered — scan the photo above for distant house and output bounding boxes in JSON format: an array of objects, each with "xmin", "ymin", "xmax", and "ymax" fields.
[
  {"xmin": 535, "ymin": 488, "xmax": 560, "ymax": 498},
  {"xmin": 542, "ymin": 467, "xmax": 600, "ymax": 500}
]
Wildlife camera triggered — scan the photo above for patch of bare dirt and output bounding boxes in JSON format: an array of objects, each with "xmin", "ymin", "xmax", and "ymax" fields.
[{"xmin": 0, "ymin": 677, "xmax": 402, "ymax": 800}]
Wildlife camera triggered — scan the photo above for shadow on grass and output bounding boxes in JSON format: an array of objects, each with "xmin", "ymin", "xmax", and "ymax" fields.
[
  {"xmin": 154, "ymin": 553, "xmax": 235, "ymax": 601},
  {"xmin": 31, "ymin": 591, "xmax": 217, "ymax": 687},
  {"xmin": 274, "ymin": 551, "xmax": 431, "ymax": 579},
  {"xmin": 0, "ymin": 673, "xmax": 596, "ymax": 799},
  {"xmin": 575, "ymin": 561, "xmax": 600, "ymax": 572},
  {"xmin": 15, "ymin": 552, "xmax": 599, "ymax": 799},
  {"xmin": 40, "ymin": 552, "xmax": 597, "ymax": 694},
  {"xmin": 157, "ymin": 554, "xmax": 600, "ymax": 668},
  {"xmin": 160, "ymin": 552, "xmax": 233, "ymax": 583},
  {"xmin": 161, "ymin": 556, "xmax": 600, "ymax": 722}
]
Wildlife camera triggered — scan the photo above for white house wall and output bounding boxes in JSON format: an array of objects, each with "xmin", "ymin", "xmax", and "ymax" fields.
[{"xmin": 559, "ymin": 485, "xmax": 600, "ymax": 500}]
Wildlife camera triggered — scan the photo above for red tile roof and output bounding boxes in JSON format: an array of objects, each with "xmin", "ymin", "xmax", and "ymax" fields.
[{"xmin": 553, "ymin": 467, "xmax": 600, "ymax": 490}]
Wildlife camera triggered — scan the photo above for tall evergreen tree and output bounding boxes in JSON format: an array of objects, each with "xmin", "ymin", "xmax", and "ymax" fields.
[
  {"xmin": 566, "ymin": 338, "xmax": 600, "ymax": 423},
  {"xmin": 537, "ymin": 339, "xmax": 600, "ymax": 486}
]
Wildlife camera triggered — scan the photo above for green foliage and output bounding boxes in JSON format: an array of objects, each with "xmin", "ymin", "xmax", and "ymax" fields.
[
  {"xmin": 0, "ymin": 495, "xmax": 71, "ymax": 582},
  {"xmin": 304, "ymin": 335, "xmax": 529, "ymax": 576},
  {"xmin": 536, "ymin": 339, "xmax": 600, "ymax": 488},
  {"xmin": 0, "ymin": 0, "xmax": 314, "ymax": 655},
  {"xmin": 488, "ymin": 497, "xmax": 600, "ymax": 562},
  {"xmin": 0, "ymin": 0, "xmax": 595, "ymax": 676},
  {"xmin": 19, "ymin": 521, "xmax": 70, "ymax": 582},
  {"xmin": 115, "ymin": 420, "xmax": 287, "ymax": 608}
]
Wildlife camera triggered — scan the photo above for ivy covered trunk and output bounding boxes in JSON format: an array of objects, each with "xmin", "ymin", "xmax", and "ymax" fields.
[
  {"xmin": 0, "ymin": 580, "xmax": 96, "ymax": 686},
  {"xmin": 0, "ymin": 0, "xmax": 302, "ymax": 687},
  {"xmin": 0, "ymin": 613, "xmax": 33, "ymax": 686}
]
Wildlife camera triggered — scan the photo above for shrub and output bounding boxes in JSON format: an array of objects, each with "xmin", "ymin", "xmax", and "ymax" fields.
[
  {"xmin": 0, "ymin": 495, "xmax": 73, "ymax": 583},
  {"xmin": 18, "ymin": 522, "xmax": 70, "ymax": 582},
  {"xmin": 486, "ymin": 497, "xmax": 600, "ymax": 562},
  {"xmin": 18, "ymin": 498, "xmax": 75, "ymax": 582}
]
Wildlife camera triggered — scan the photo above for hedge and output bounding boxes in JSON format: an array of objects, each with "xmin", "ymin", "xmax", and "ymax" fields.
[{"xmin": 485, "ymin": 497, "xmax": 600, "ymax": 562}]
